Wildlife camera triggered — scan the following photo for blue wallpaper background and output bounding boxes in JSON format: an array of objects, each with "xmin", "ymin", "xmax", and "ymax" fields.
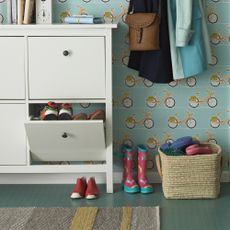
[{"xmin": 0, "ymin": 0, "xmax": 229, "ymax": 171}]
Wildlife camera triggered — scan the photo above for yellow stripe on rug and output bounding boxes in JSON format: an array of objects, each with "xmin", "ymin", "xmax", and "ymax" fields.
[
  {"xmin": 120, "ymin": 207, "xmax": 133, "ymax": 230},
  {"xmin": 69, "ymin": 207, "xmax": 98, "ymax": 230}
]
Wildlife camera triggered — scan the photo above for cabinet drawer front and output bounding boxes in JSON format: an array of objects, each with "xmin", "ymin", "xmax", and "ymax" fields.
[
  {"xmin": 28, "ymin": 37, "xmax": 106, "ymax": 99},
  {"xmin": 0, "ymin": 37, "xmax": 25, "ymax": 99},
  {"xmin": 25, "ymin": 120, "xmax": 106, "ymax": 161},
  {"xmin": 0, "ymin": 104, "xmax": 26, "ymax": 165}
]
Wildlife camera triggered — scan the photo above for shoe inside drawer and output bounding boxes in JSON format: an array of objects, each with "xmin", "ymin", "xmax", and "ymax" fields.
[{"xmin": 24, "ymin": 120, "xmax": 105, "ymax": 161}]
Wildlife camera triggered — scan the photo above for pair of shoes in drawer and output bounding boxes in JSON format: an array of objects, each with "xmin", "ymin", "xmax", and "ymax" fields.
[
  {"xmin": 41, "ymin": 102, "xmax": 73, "ymax": 120},
  {"xmin": 73, "ymin": 109, "xmax": 105, "ymax": 121}
]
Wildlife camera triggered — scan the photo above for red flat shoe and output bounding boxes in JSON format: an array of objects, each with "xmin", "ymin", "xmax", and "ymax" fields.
[
  {"xmin": 85, "ymin": 177, "xmax": 99, "ymax": 200},
  {"xmin": 71, "ymin": 177, "xmax": 87, "ymax": 199},
  {"xmin": 72, "ymin": 112, "xmax": 88, "ymax": 120},
  {"xmin": 88, "ymin": 109, "xmax": 105, "ymax": 121}
]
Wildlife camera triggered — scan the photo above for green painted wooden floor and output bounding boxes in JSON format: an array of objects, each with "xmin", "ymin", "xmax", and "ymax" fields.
[{"xmin": 0, "ymin": 183, "xmax": 229, "ymax": 230}]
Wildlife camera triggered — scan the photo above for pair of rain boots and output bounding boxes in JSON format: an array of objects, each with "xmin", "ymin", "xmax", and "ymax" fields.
[{"xmin": 123, "ymin": 145, "xmax": 153, "ymax": 194}]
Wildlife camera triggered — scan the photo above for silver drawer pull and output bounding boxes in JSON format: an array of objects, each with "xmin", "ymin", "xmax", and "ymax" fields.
[{"xmin": 62, "ymin": 132, "xmax": 68, "ymax": 138}]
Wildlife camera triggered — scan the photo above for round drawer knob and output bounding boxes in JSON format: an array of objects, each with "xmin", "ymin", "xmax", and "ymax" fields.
[
  {"xmin": 63, "ymin": 50, "xmax": 69, "ymax": 56},
  {"xmin": 62, "ymin": 132, "xmax": 68, "ymax": 138}
]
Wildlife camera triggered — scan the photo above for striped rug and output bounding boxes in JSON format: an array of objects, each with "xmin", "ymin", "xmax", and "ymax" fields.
[{"xmin": 0, "ymin": 206, "xmax": 160, "ymax": 230}]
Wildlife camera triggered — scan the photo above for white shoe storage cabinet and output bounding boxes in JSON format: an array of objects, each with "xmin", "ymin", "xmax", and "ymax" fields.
[{"xmin": 0, "ymin": 24, "xmax": 117, "ymax": 193}]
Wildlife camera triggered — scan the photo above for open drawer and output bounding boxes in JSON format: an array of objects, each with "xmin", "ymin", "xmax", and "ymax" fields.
[{"xmin": 24, "ymin": 120, "xmax": 106, "ymax": 161}]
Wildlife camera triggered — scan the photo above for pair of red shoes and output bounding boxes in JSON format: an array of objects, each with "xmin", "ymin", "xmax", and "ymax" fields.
[{"xmin": 71, "ymin": 177, "xmax": 99, "ymax": 200}]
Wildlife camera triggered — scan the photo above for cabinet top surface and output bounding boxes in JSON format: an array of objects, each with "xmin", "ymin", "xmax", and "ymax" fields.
[{"xmin": 0, "ymin": 23, "xmax": 118, "ymax": 30}]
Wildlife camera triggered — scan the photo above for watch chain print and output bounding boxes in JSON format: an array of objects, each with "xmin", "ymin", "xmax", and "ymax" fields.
[{"xmin": 0, "ymin": 0, "xmax": 229, "ymax": 170}]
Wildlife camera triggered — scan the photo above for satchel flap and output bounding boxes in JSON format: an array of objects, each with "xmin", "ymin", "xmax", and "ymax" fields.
[{"xmin": 126, "ymin": 13, "xmax": 158, "ymax": 29}]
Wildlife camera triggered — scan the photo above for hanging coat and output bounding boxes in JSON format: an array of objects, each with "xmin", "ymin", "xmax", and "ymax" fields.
[
  {"xmin": 167, "ymin": 0, "xmax": 212, "ymax": 79},
  {"xmin": 128, "ymin": 0, "xmax": 173, "ymax": 84}
]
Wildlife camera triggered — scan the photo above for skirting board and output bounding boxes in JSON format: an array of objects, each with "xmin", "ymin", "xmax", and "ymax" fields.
[{"xmin": 0, "ymin": 171, "xmax": 229, "ymax": 184}]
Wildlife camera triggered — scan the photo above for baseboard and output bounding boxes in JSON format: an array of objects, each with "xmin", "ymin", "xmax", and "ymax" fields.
[
  {"xmin": 114, "ymin": 171, "xmax": 230, "ymax": 183},
  {"xmin": 0, "ymin": 171, "xmax": 229, "ymax": 184}
]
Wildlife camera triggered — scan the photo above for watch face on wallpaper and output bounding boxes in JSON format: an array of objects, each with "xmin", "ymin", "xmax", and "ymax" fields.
[
  {"xmin": 143, "ymin": 118, "xmax": 154, "ymax": 129},
  {"xmin": 186, "ymin": 118, "xmax": 196, "ymax": 129},
  {"xmin": 208, "ymin": 13, "xmax": 218, "ymax": 24},
  {"xmin": 186, "ymin": 77, "xmax": 197, "ymax": 87},
  {"xmin": 122, "ymin": 97, "xmax": 133, "ymax": 108},
  {"xmin": 143, "ymin": 79, "xmax": 154, "ymax": 87},
  {"xmin": 168, "ymin": 81, "xmax": 178, "ymax": 87},
  {"xmin": 164, "ymin": 97, "xmax": 176, "ymax": 108},
  {"xmin": 207, "ymin": 97, "xmax": 218, "ymax": 108}
]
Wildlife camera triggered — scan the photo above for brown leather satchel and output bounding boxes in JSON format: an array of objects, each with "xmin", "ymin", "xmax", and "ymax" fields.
[{"xmin": 125, "ymin": 0, "xmax": 161, "ymax": 51}]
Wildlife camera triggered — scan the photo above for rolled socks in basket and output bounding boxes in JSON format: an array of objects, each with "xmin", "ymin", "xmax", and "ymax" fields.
[{"xmin": 185, "ymin": 144, "xmax": 213, "ymax": 155}]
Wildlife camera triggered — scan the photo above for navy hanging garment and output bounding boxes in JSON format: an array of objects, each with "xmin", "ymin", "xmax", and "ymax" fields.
[{"xmin": 128, "ymin": 0, "xmax": 173, "ymax": 83}]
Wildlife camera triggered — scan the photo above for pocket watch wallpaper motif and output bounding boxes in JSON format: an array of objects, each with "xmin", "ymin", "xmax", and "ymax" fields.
[
  {"xmin": 125, "ymin": 113, "xmax": 154, "ymax": 129},
  {"xmin": 210, "ymin": 55, "xmax": 218, "ymax": 66},
  {"xmin": 186, "ymin": 77, "xmax": 197, "ymax": 87},
  {"xmin": 146, "ymin": 96, "xmax": 160, "ymax": 108},
  {"xmin": 207, "ymin": 7, "xmax": 218, "ymax": 24},
  {"xmin": 163, "ymin": 91, "xmax": 176, "ymax": 108},
  {"xmin": 146, "ymin": 136, "xmax": 159, "ymax": 149},
  {"xmin": 210, "ymin": 113, "xmax": 225, "ymax": 128},
  {"xmin": 210, "ymin": 73, "xmax": 225, "ymax": 87},
  {"xmin": 167, "ymin": 112, "xmax": 197, "ymax": 129},
  {"xmin": 168, "ymin": 115, "xmax": 180, "ymax": 129},
  {"xmin": 189, "ymin": 91, "xmax": 218, "ymax": 108}
]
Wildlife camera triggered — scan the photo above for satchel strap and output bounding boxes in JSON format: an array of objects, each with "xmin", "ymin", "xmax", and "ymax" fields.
[{"xmin": 128, "ymin": 0, "xmax": 161, "ymax": 17}]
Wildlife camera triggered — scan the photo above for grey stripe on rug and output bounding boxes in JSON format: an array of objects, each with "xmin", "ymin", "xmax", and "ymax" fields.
[
  {"xmin": 0, "ymin": 207, "xmax": 160, "ymax": 230},
  {"xmin": 24, "ymin": 208, "xmax": 76, "ymax": 230},
  {"xmin": 131, "ymin": 207, "xmax": 160, "ymax": 230},
  {"xmin": 0, "ymin": 207, "xmax": 34, "ymax": 230}
]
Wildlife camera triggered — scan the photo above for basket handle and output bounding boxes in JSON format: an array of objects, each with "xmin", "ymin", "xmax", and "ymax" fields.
[{"xmin": 155, "ymin": 154, "xmax": 162, "ymax": 179}]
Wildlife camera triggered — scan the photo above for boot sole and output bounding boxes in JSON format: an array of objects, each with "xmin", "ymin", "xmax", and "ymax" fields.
[
  {"xmin": 140, "ymin": 187, "xmax": 153, "ymax": 194},
  {"xmin": 124, "ymin": 185, "xmax": 140, "ymax": 193}
]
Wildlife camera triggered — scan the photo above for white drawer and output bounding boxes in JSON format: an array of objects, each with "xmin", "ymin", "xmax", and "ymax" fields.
[
  {"xmin": 0, "ymin": 37, "xmax": 25, "ymax": 99},
  {"xmin": 28, "ymin": 37, "xmax": 106, "ymax": 99},
  {"xmin": 25, "ymin": 120, "xmax": 106, "ymax": 161}
]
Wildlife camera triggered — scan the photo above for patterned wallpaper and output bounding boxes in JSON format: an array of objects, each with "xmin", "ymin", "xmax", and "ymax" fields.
[{"xmin": 0, "ymin": 0, "xmax": 229, "ymax": 171}]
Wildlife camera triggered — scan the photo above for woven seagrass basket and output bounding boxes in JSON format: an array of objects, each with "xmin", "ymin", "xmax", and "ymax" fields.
[{"xmin": 156, "ymin": 143, "xmax": 222, "ymax": 199}]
